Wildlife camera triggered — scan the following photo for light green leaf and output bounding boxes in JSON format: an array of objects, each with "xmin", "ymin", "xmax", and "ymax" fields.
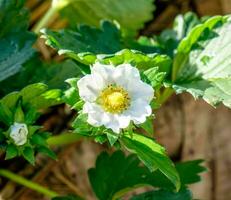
[
  {"xmin": 106, "ymin": 133, "xmax": 119, "ymax": 146},
  {"xmin": 121, "ymin": 133, "xmax": 180, "ymax": 191},
  {"xmin": 130, "ymin": 188, "xmax": 192, "ymax": 200},
  {"xmin": 172, "ymin": 16, "xmax": 231, "ymax": 108},
  {"xmin": 0, "ymin": 0, "xmax": 35, "ymax": 82},
  {"xmin": 139, "ymin": 117, "xmax": 154, "ymax": 136},
  {"xmin": 58, "ymin": 0, "xmax": 155, "ymax": 34}
]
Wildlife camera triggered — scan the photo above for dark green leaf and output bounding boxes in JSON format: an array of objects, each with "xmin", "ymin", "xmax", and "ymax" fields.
[
  {"xmin": 0, "ymin": 0, "xmax": 35, "ymax": 81},
  {"xmin": 88, "ymin": 151, "xmax": 149, "ymax": 200},
  {"xmin": 52, "ymin": 194, "xmax": 83, "ymax": 200},
  {"xmin": 130, "ymin": 188, "xmax": 192, "ymax": 200},
  {"xmin": 42, "ymin": 21, "xmax": 123, "ymax": 65}
]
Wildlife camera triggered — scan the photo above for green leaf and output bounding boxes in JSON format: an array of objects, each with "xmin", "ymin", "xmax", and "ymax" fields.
[
  {"xmin": 172, "ymin": 16, "xmax": 231, "ymax": 108},
  {"xmin": 0, "ymin": 102, "xmax": 13, "ymax": 125},
  {"xmin": 120, "ymin": 133, "xmax": 180, "ymax": 191},
  {"xmin": 130, "ymin": 188, "xmax": 192, "ymax": 200},
  {"xmin": 88, "ymin": 151, "xmax": 150, "ymax": 200},
  {"xmin": 42, "ymin": 21, "xmax": 123, "ymax": 65},
  {"xmin": 0, "ymin": 0, "xmax": 35, "ymax": 81},
  {"xmin": 88, "ymin": 151, "xmax": 204, "ymax": 200},
  {"xmin": 176, "ymin": 159, "xmax": 206, "ymax": 185},
  {"xmin": 52, "ymin": 194, "xmax": 83, "ymax": 200},
  {"xmin": 0, "ymin": 58, "xmax": 82, "ymax": 97},
  {"xmin": 37, "ymin": 146, "xmax": 57, "ymax": 160},
  {"xmin": 72, "ymin": 113, "xmax": 92, "ymax": 134},
  {"xmin": 22, "ymin": 146, "xmax": 35, "ymax": 165},
  {"xmin": 5, "ymin": 144, "xmax": 18, "ymax": 160},
  {"xmin": 143, "ymin": 67, "xmax": 166, "ymax": 89},
  {"xmin": 31, "ymin": 133, "xmax": 47, "ymax": 146},
  {"xmin": 58, "ymin": 0, "xmax": 155, "ymax": 34}
]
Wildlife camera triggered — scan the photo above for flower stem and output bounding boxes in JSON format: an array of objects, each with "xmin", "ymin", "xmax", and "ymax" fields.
[
  {"xmin": 157, "ymin": 88, "xmax": 174, "ymax": 105},
  {"xmin": 47, "ymin": 132, "xmax": 83, "ymax": 146},
  {"xmin": 33, "ymin": 6, "xmax": 58, "ymax": 34},
  {"xmin": 0, "ymin": 169, "xmax": 58, "ymax": 198}
]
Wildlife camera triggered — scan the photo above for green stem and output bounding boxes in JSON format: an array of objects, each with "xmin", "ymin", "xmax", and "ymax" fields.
[
  {"xmin": 33, "ymin": 6, "xmax": 58, "ymax": 34},
  {"xmin": 0, "ymin": 169, "xmax": 58, "ymax": 198},
  {"xmin": 47, "ymin": 132, "xmax": 83, "ymax": 146},
  {"xmin": 157, "ymin": 88, "xmax": 174, "ymax": 105}
]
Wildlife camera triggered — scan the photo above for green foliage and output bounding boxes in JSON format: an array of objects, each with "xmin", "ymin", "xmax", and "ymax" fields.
[
  {"xmin": 0, "ymin": 83, "xmax": 61, "ymax": 164},
  {"xmin": 88, "ymin": 151, "xmax": 205, "ymax": 200},
  {"xmin": 0, "ymin": 58, "xmax": 82, "ymax": 97},
  {"xmin": 57, "ymin": 0, "xmax": 155, "ymax": 35},
  {"xmin": 172, "ymin": 16, "xmax": 231, "ymax": 108},
  {"xmin": 120, "ymin": 133, "xmax": 181, "ymax": 191},
  {"xmin": 0, "ymin": 0, "xmax": 35, "ymax": 82},
  {"xmin": 42, "ymin": 21, "xmax": 123, "ymax": 65},
  {"xmin": 130, "ymin": 189, "xmax": 192, "ymax": 200}
]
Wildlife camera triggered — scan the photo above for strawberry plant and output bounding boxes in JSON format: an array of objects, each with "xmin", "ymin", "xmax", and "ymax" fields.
[{"xmin": 0, "ymin": 0, "xmax": 230, "ymax": 199}]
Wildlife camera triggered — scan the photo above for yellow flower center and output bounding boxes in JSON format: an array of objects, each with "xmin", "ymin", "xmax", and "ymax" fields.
[{"xmin": 98, "ymin": 85, "xmax": 130, "ymax": 114}]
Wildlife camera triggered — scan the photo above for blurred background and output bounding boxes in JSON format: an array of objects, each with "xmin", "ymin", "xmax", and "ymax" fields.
[{"xmin": 1, "ymin": 0, "xmax": 231, "ymax": 199}]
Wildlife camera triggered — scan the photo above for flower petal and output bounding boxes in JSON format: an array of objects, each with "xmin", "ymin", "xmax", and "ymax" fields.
[
  {"xmin": 127, "ymin": 79, "xmax": 154, "ymax": 102},
  {"xmin": 91, "ymin": 63, "xmax": 115, "ymax": 84},
  {"xmin": 77, "ymin": 74, "xmax": 106, "ymax": 102},
  {"xmin": 123, "ymin": 99, "xmax": 152, "ymax": 124},
  {"xmin": 113, "ymin": 64, "xmax": 140, "ymax": 88}
]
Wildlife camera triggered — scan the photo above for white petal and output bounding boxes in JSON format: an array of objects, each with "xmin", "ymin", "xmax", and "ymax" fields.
[
  {"xmin": 77, "ymin": 74, "xmax": 106, "ymax": 102},
  {"xmin": 113, "ymin": 64, "xmax": 140, "ymax": 88},
  {"xmin": 91, "ymin": 63, "xmax": 115, "ymax": 84},
  {"xmin": 127, "ymin": 79, "xmax": 154, "ymax": 102},
  {"xmin": 123, "ymin": 99, "xmax": 152, "ymax": 124}
]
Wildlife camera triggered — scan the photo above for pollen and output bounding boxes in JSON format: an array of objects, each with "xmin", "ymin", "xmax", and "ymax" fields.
[{"xmin": 97, "ymin": 85, "xmax": 130, "ymax": 113}]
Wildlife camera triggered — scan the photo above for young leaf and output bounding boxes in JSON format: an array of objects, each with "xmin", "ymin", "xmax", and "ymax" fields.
[
  {"xmin": 22, "ymin": 146, "xmax": 35, "ymax": 165},
  {"xmin": 120, "ymin": 133, "xmax": 181, "ymax": 191},
  {"xmin": 130, "ymin": 188, "xmax": 192, "ymax": 200},
  {"xmin": 5, "ymin": 144, "xmax": 18, "ymax": 160},
  {"xmin": 172, "ymin": 16, "xmax": 231, "ymax": 108},
  {"xmin": 0, "ymin": 0, "xmax": 35, "ymax": 82}
]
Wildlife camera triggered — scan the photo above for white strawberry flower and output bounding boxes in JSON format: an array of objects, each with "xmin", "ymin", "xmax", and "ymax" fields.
[
  {"xmin": 77, "ymin": 63, "xmax": 154, "ymax": 133},
  {"xmin": 10, "ymin": 123, "xmax": 28, "ymax": 146}
]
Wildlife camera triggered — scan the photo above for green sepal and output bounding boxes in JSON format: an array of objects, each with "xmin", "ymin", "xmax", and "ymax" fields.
[
  {"xmin": 106, "ymin": 133, "xmax": 119, "ymax": 146},
  {"xmin": 14, "ymin": 99, "xmax": 25, "ymax": 123},
  {"xmin": 5, "ymin": 144, "xmax": 18, "ymax": 160},
  {"xmin": 22, "ymin": 146, "xmax": 35, "ymax": 165}
]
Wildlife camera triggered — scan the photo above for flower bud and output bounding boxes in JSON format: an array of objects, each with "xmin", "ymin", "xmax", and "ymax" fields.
[{"xmin": 10, "ymin": 123, "xmax": 28, "ymax": 146}]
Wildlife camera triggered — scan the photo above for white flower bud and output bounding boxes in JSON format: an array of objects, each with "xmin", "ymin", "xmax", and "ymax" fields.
[{"xmin": 10, "ymin": 123, "xmax": 28, "ymax": 146}]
